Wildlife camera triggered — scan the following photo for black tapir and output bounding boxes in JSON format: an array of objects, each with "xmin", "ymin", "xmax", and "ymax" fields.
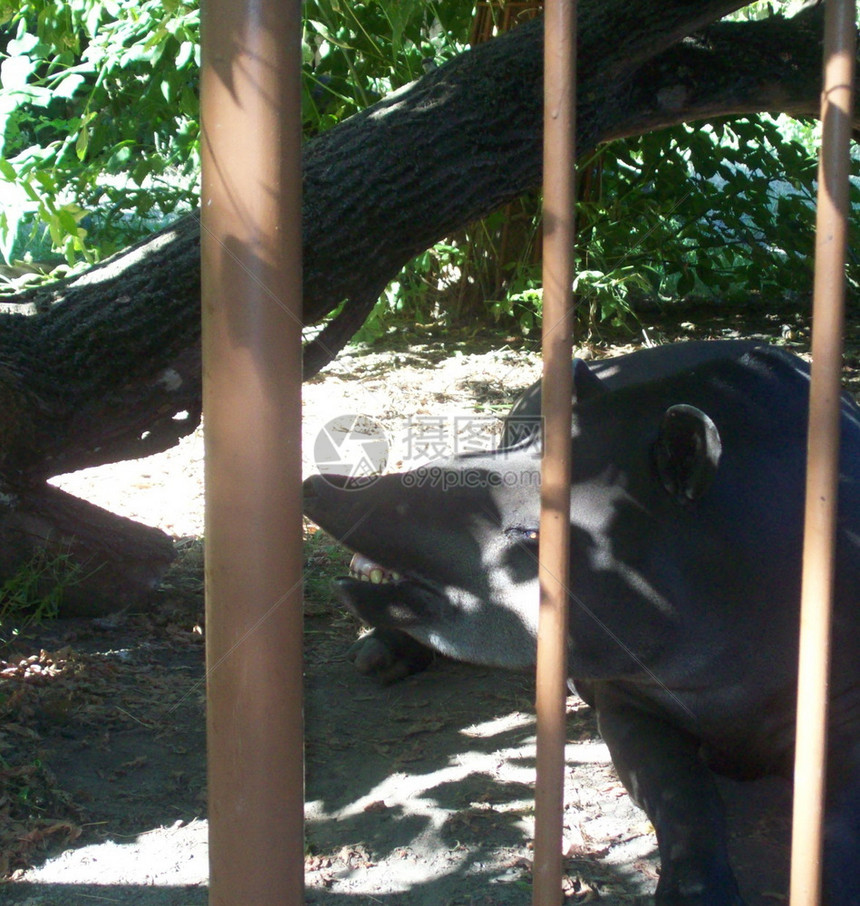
[{"xmin": 303, "ymin": 341, "xmax": 859, "ymax": 905}]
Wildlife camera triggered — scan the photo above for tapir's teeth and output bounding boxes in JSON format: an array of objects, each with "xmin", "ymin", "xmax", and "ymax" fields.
[
  {"xmin": 348, "ymin": 552, "xmax": 400, "ymax": 584},
  {"xmin": 349, "ymin": 553, "xmax": 369, "ymax": 573}
]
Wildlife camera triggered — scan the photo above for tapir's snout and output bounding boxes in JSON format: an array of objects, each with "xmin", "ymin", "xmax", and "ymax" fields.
[
  {"xmin": 304, "ymin": 471, "xmax": 420, "ymax": 574},
  {"xmin": 302, "ymin": 472, "xmax": 363, "ymax": 529},
  {"xmin": 303, "ymin": 472, "xmax": 350, "ymax": 500},
  {"xmin": 303, "ymin": 473, "xmax": 358, "ymax": 547},
  {"xmin": 302, "ymin": 474, "xmax": 318, "ymax": 502},
  {"xmin": 302, "ymin": 473, "xmax": 330, "ymax": 525}
]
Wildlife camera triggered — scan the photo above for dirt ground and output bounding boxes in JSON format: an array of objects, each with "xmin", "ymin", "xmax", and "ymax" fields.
[{"xmin": 1, "ymin": 309, "xmax": 855, "ymax": 906}]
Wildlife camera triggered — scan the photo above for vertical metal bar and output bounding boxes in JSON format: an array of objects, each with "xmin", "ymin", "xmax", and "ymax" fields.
[
  {"xmin": 200, "ymin": 0, "xmax": 305, "ymax": 903},
  {"xmin": 790, "ymin": 1, "xmax": 855, "ymax": 904},
  {"xmin": 533, "ymin": 2, "xmax": 576, "ymax": 905}
]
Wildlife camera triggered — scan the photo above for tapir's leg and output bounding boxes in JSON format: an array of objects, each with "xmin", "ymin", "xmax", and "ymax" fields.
[
  {"xmin": 824, "ymin": 764, "xmax": 859, "ymax": 906},
  {"xmin": 348, "ymin": 627, "xmax": 435, "ymax": 683},
  {"xmin": 594, "ymin": 688, "xmax": 745, "ymax": 906}
]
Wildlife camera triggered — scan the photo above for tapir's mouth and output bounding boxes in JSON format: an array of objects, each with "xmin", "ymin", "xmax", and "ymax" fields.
[
  {"xmin": 339, "ymin": 549, "xmax": 444, "ymax": 603},
  {"xmin": 332, "ymin": 548, "xmax": 448, "ymax": 635},
  {"xmin": 348, "ymin": 552, "xmax": 403, "ymax": 585}
]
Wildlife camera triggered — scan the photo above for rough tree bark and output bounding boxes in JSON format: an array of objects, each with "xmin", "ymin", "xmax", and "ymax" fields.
[{"xmin": 0, "ymin": 0, "xmax": 855, "ymax": 614}]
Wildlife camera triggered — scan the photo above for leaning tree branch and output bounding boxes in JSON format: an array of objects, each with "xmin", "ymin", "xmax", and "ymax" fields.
[
  {"xmin": 1, "ymin": 3, "xmax": 848, "ymax": 483},
  {"xmin": 0, "ymin": 2, "xmax": 850, "ymax": 484},
  {"xmin": 602, "ymin": 6, "xmax": 836, "ymax": 143}
]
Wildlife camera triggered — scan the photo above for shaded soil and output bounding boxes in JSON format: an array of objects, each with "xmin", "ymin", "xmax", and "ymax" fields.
[
  {"xmin": 0, "ymin": 598, "xmax": 795, "ymax": 906},
  {"xmin": 0, "ymin": 309, "xmax": 854, "ymax": 905}
]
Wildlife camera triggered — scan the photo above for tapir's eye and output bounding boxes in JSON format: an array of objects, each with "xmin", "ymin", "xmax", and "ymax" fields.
[{"xmin": 506, "ymin": 526, "xmax": 539, "ymax": 545}]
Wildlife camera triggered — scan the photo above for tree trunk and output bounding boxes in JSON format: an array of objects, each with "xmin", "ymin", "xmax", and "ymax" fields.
[
  {"xmin": 0, "ymin": 482, "xmax": 176, "ymax": 617},
  {"xmin": 0, "ymin": 0, "xmax": 854, "ymax": 614}
]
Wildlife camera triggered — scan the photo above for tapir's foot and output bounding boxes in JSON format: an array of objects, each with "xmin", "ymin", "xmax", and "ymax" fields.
[
  {"xmin": 348, "ymin": 628, "xmax": 434, "ymax": 684},
  {"xmin": 655, "ymin": 862, "xmax": 746, "ymax": 906}
]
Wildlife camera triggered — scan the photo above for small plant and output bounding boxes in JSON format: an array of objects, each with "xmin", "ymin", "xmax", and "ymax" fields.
[
  {"xmin": 0, "ymin": 548, "xmax": 80, "ymax": 651},
  {"xmin": 303, "ymin": 522, "xmax": 352, "ymax": 617},
  {"xmin": 491, "ymin": 282, "xmax": 542, "ymax": 336}
]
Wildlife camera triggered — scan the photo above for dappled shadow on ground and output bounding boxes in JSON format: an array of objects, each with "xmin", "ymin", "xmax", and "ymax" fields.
[
  {"xmin": 303, "ymin": 654, "xmax": 661, "ymax": 904},
  {"xmin": 1, "ymin": 600, "xmax": 666, "ymax": 906},
  {"xmin": 303, "ymin": 326, "xmax": 528, "ymax": 387},
  {"xmin": 0, "ymin": 884, "xmax": 208, "ymax": 906}
]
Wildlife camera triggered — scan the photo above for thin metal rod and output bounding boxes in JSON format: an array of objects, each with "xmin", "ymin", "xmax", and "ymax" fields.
[
  {"xmin": 200, "ymin": 0, "xmax": 305, "ymax": 903},
  {"xmin": 533, "ymin": 2, "xmax": 576, "ymax": 904},
  {"xmin": 790, "ymin": 1, "xmax": 855, "ymax": 904}
]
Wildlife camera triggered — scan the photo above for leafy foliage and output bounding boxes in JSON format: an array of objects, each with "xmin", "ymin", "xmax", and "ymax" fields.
[
  {"xmin": 364, "ymin": 113, "xmax": 835, "ymax": 338},
  {"xmin": 302, "ymin": 0, "xmax": 473, "ymax": 135},
  {"xmin": 0, "ymin": 0, "xmax": 200, "ymax": 266},
  {"xmin": 0, "ymin": 0, "xmax": 472, "ymax": 269},
  {"xmin": 578, "ymin": 116, "xmax": 832, "ymax": 316},
  {"xmin": 349, "ymin": 9, "xmax": 846, "ymax": 337},
  {"xmin": 1, "ymin": 1, "xmax": 853, "ymax": 332}
]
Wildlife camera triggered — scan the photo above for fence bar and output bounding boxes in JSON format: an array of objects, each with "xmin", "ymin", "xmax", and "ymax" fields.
[
  {"xmin": 790, "ymin": 1, "xmax": 855, "ymax": 904},
  {"xmin": 533, "ymin": 2, "xmax": 577, "ymax": 904},
  {"xmin": 200, "ymin": 0, "xmax": 305, "ymax": 903}
]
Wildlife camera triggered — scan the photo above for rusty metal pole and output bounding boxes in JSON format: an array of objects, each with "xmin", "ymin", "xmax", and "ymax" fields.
[
  {"xmin": 200, "ymin": 0, "xmax": 305, "ymax": 903},
  {"xmin": 790, "ymin": 1, "xmax": 855, "ymax": 904},
  {"xmin": 533, "ymin": 3, "xmax": 576, "ymax": 905}
]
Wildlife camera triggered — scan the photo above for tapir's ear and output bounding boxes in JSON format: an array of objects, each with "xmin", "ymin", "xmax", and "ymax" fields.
[
  {"xmin": 572, "ymin": 358, "xmax": 606, "ymax": 402},
  {"xmin": 654, "ymin": 404, "xmax": 722, "ymax": 503}
]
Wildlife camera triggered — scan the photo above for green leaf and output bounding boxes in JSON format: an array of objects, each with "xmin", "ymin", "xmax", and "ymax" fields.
[
  {"xmin": 33, "ymin": 170, "xmax": 56, "ymax": 193},
  {"xmin": 75, "ymin": 123, "xmax": 89, "ymax": 160},
  {"xmin": 6, "ymin": 33, "xmax": 40, "ymax": 56},
  {"xmin": 1, "ymin": 55, "xmax": 36, "ymax": 91},
  {"xmin": 131, "ymin": 158, "xmax": 153, "ymax": 186},
  {"xmin": 676, "ymin": 269, "xmax": 695, "ymax": 298},
  {"xmin": 54, "ymin": 72, "xmax": 86, "ymax": 98},
  {"xmin": 175, "ymin": 39, "xmax": 194, "ymax": 69},
  {"xmin": 56, "ymin": 207, "xmax": 77, "ymax": 235}
]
